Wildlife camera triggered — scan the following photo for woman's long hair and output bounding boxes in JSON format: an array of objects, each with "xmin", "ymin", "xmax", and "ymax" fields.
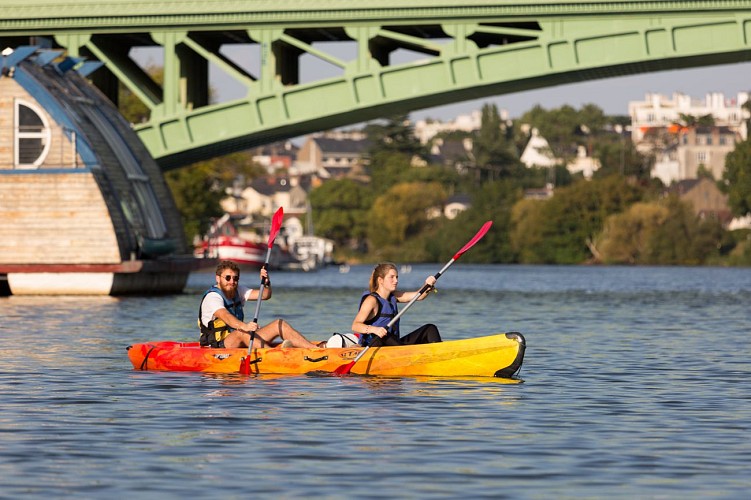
[{"xmin": 370, "ymin": 262, "xmax": 397, "ymax": 292}]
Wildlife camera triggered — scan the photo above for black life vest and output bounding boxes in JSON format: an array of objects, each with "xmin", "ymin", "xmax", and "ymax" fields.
[{"xmin": 198, "ymin": 285, "xmax": 244, "ymax": 347}]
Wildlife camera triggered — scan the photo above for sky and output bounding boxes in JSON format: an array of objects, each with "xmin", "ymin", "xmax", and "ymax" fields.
[{"xmin": 410, "ymin": 62, "xmax": 751, "ymax": 121}]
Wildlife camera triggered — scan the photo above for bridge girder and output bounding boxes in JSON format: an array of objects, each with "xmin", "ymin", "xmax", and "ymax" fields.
[{"xmin": 2, "ymin": 1, "xmax": 751, "ymax": 169}]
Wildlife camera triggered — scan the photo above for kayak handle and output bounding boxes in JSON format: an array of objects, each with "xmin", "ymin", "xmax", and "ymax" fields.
[{"xmin": 304, "ymin": 355, "xmax": 329, "ymax": 363}]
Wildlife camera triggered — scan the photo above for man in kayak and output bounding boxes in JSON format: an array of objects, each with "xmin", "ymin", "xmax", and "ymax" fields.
[
  {"xmin": 351, "ymin": 262, "xmax": 442, "ymax": 347},
  {"xmin": 199, "ymin": 260, "xmax": 318, "ymax": 349}
]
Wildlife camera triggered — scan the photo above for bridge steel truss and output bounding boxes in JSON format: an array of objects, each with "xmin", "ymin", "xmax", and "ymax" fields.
[{"xmin": 2, "ymin": 1, "xmax": 751, "ymax": 170}]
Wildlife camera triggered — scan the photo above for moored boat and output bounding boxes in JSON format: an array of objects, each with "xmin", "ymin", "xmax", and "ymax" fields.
[
  {"xmin": 194, "ymin": 214, "xmax": 267, "ymax": 268},
  {"xmin": 127, "ymin": 332, "xmax": 526, "ymax": 378},
  {"xmin": 194, "ymin": 234, "xmax": 267, "ymax": 268},
  {"xmin": 193, "ymin": 213, "xmax": 329, "ymax": 271}
]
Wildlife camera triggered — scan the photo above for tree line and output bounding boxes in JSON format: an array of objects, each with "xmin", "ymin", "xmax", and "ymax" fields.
[
  {"xmin": 119, "ymin": 78, "xmax": 751, "ymax": 266},
  {"xmin": 309, "ymin": 104, "xmax": 751, "ymax": 266}
]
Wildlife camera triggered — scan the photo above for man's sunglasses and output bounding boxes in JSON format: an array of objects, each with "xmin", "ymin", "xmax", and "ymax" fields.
[{"xmin": 222, "ymin": 275, "xmax": 240, "ymax": 282}]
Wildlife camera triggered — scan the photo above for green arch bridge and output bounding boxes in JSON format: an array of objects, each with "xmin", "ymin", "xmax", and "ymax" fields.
[{"xmin": 2, "ymin": 0, "xmax": 751, "ymax": 170}]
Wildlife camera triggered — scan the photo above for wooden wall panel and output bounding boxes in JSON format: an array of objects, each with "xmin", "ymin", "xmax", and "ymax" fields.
[{"xmin": 0, "ymin": 172, "xmax": 120, "ymax": 264}]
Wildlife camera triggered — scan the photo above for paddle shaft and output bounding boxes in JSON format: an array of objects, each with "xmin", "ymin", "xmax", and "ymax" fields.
[
  {"xmin": 246, "ymin": 245, "xmax": 272, "ymax": 355},
  {"xmin": 240, "ymin": 207, "xmax": 284, "ymax": 374},
  {"xmin": 253, "ymin": 249, "xmax": 273, "ymax": 315}
]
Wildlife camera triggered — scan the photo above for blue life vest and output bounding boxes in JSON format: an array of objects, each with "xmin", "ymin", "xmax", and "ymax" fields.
[
  {"xmin": 198, "ymin": 285, "xmax": 244, "ymax": 347},
  {"xmin": 359, "ymin": 291, "xmax": 400, "ymax": 346}
]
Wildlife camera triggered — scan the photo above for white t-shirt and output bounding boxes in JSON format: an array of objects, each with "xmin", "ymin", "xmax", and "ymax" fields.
[{"xmin": 200, "ymin": 286, "xmax": 254, "ymax": 328}]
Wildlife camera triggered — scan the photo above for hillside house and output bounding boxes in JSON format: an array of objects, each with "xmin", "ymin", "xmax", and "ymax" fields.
[
  {"xmin": 520, "ymin": 129, "xmax": 559, "ymax": 168},
  {"xmin": 651, "ymin": 126, "xmax": 738, "ymax": 184},
  {"xmin": 222, "ymin": 176, "xmax": 310, "ymax": 219},
  {"xmin": 413, "ymin": 110, "xmax": 487, "ymax": 144},
  {"xmin": 428, "ymin": 137, "xmax": 473, "ymax": 173},
  {"xmin": 296, "ymin": 132, "xmax": 370, "ymax": 178},
  {"xmin": 567, "ymin": 145, "xmax": 600, "ymax": 179},
  {"xmin": 630, "ymin": 92, "xmax": 749, "ymax": 143},
  {"xmin": 248, "ymin": 140, "xmax": 298, "ymax": 173},
  {"xmin": 444, "ymin": 194, "xmax": 472, "ymax": 219},
  {"xmin": 667, "ymin": 178, "xmax": 732, "ymax": 226}
]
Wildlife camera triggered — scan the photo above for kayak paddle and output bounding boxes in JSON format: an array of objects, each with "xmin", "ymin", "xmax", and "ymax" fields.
[
  {"xmin": 332, "ymin": 220, "xmax": 493, "ymax": 376},
  {"xmin": 239, "ymin": 207, "xmax": 284, "ymax": 375}
]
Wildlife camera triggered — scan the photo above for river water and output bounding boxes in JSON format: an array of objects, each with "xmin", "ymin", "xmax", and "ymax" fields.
[{"xmin": 1, "ymin": 264, "xmax": 749, "ymax": 498}]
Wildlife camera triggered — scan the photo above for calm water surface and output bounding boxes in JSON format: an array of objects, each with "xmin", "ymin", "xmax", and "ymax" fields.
[{"xmin": 1, "ymin": 265, "xmax": 749, "ymax": 498}]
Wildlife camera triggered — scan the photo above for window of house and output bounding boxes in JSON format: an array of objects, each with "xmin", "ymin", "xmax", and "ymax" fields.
[
  {"xmin": 719, "ymin": 136, "xmax": 727, "ymax": 145},
  {"xmin": 14, "ymin": 100, "xmax": 51, "ymax": 168},
  {"xmin": 697, "ymin": 151, "xmax": 707, "ymax": 163}
]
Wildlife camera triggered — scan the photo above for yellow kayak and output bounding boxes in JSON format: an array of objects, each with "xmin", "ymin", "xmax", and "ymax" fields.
[{"xmin": 127, "ymin": 332, "xmax": 526, "ymax": 378}]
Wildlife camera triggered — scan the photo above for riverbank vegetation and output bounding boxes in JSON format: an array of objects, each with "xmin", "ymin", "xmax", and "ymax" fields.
[
  {"xmin": 310, "ymin": 105, "xmax": 751, "ymax": 266},
  {"xmin": 121, "ymin": 81, "xmax": 750, "ymax": 266}
]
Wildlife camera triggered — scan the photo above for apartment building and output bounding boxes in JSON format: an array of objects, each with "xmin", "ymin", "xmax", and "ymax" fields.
[
  {"xmin": 630, "ymin": 92, "xmax": 749, "ymax": 143},
  {"xmin": 630, "ymin": 92, "xmax": 749, "ymax": 184}
]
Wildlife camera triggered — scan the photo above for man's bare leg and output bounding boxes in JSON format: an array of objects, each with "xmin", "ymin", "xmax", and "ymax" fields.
[
  {"xmin": 257, "ymin": 319, "xmax": 318, "ymax": 348},
  {"xmin": 222, "ymin": 330, "xmax": 257, "ymax": 349}
]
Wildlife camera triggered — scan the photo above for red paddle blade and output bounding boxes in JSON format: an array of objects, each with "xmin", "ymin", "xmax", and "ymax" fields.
[
  {"xmin": 453, "ymin": 221, "xmax": 492, "ymax": 260},
  {"xmin": 239, "ymin": 356, "xmax": 251, "ymax": 375},
  {"xmin": 332, "ymin": 361, "xmax": 356, "ymax": 376},
  {"xmin": 267, "ymin": 207, "xmax": 284, "ymax": 249}
]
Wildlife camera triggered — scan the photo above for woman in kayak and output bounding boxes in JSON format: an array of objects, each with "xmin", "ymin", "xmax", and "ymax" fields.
[
  {"xmin": 199, "ymin": 260, "xmax": 318, "ymax": 349},
  {"xmin": 351, "ymin": 262, "xmax": 442, "ymax": 347}
]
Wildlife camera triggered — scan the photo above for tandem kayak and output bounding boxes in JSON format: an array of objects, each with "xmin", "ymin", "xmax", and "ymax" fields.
[{"xmin": 127, "ymin": 332, "xmax": 526, "ymax": 378}]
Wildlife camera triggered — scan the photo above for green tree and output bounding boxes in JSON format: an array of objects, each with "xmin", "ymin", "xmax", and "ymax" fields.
[
  {"xmin": 510, "ymin": 198, "xmax": 548, "ymax": 263},
  {"xmin": 725, "ymin": 229, "xmax": 751, "ymax": 266},
  {"xmin": 365, "ymin": 115, "xmax": 428, "ymax": 191},
  {"xmin": 364, "ymin": 114, "xmax": 425, "ymax": 157},
  {"xmin": 597, "ymin": 197, "xmax": 724, "ymax": 265},
  {"xmin": 518, "ymin": 104, "xmax": 607, "ymax": 161},
  {"xmin": 578, "ymin": 103, "xmax": 609, "ymax": 133},
  {"xmin": 165, "ymin": 164, "xmax": 225, "ymax": 242},
  {"xmin": 510, "ymin": 176, "xmax": 645, "ymax": 263},
  {"xmin": 596, "ymin": 202, "xmax": 669, "ymax": 264},
  {"xmin": 368, "ymin": 150, "xmax": 414, "ymax": 190},
  {"xmin": 429, "ymin": 180, "xmax": 522, "ymax": 263},
  {"xmin": 642, "ymin": 196, "xmax": 723, "ymax": 265},
  {"xmin": 472, "ymin": 103, "xmax": 524, "ymax": 181},
  {"xmin": 593, "ymin": 140, "xmax": 652, "ymax": 181},
  {"xmin": 367, "ymin": 182, "xmax": 447, "ymax": 256},
  {"xmin": 721, "ymin": 138, "xmax": 751, "ymax": 217},
  {"xmin": 309, "ymin": 179, "xmax": 373, "ymax": 250},
  {"xmin": 401, "ymin": 163, "xmax": 462, "ymax": 186}
]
